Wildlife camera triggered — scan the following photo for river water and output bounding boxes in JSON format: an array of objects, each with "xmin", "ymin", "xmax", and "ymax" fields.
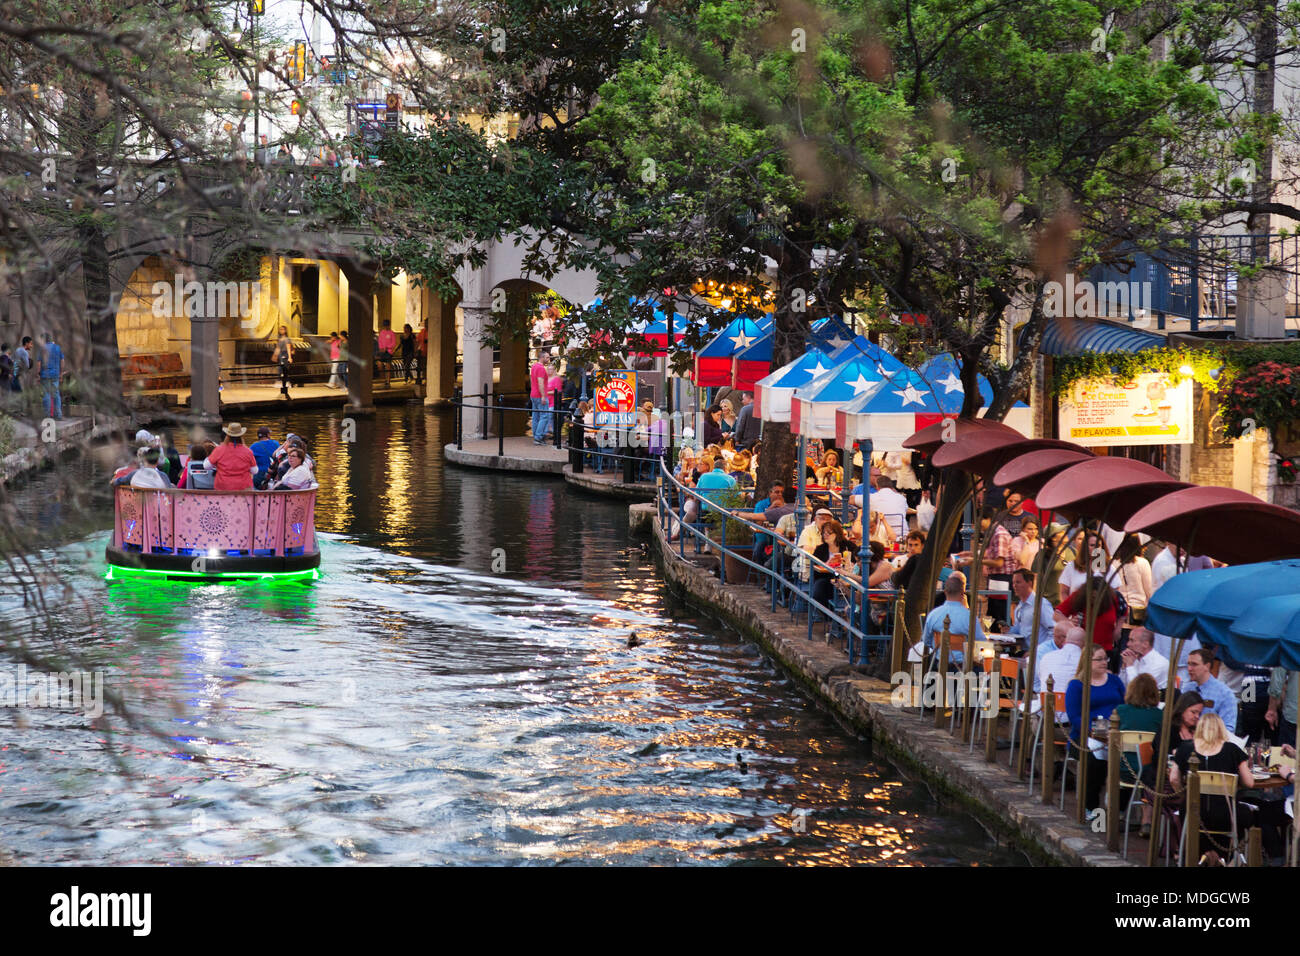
[{"xmin": 0, "ymin": 405, "xmax": 1025, "ymax": 865}]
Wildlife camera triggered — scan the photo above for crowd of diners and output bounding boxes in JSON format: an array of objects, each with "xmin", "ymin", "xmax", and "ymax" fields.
[
  {"xmin": 111, "ymin": 424, "xmax": 317, "ymax": 492},
  {"xmin": 667, "ymin": 439, "xmax": 1300, "ymax": 865}
]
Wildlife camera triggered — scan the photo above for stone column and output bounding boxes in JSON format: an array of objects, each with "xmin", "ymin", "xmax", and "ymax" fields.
[
  {"xmin": 340, "ymin": 261, "xmax": 376, "ymax": 414},
  {"xmin": 424, "ymin": 284, "xmax": 460, "ymax": 404},
  {"xmin": 1237, "ymin": 270, "xmax": 1287, "ymax": 340},
  {"xmin": 461, "ymin": 302, "xmax": 494, "ymax": 441},
  {"xmin": 189, "ymin": 266, "xmax": 222, "ymax": 426},
  {"xmin": 318, "ymin": 261, "xmax": 341, "ymax": 334}
]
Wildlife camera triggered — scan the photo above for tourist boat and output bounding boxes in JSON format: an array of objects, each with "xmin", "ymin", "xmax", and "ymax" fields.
[{"xmin": 106, "ymin": 485, "xmax": 320, "ymax": 582}]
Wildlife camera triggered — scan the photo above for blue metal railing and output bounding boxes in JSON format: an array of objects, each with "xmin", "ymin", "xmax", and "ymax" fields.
[{"xmin": 655, "ymin": 458, "xmax": 891, "ymax": 666}]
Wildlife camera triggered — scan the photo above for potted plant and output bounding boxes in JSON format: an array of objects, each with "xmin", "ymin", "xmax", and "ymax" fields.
[{"xmin": 704, "ymin": 487, "xmax": 757, "ymax": 582}]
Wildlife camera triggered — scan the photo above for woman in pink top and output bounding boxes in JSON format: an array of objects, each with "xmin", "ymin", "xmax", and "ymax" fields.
[{"xmin": 206, "ymin": 423, "xmax": 257, "ymax": 491}]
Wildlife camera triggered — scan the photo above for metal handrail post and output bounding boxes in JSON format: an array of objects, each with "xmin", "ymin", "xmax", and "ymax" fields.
[{"xmin": 497, "ymin": 392, "xmax": 504, "ymax": 458}]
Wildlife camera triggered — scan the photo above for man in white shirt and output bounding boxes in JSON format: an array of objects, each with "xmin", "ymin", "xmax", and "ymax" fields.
[
  {"xmin": 1038, "ymin": 628, "xmax": 1084, "ymax": 696},
  {"xmin": 1150, "ymin": 542, "xmax": 1178, "ymax": 594},
  {"xmin": 870, "ymin": 475, "xmax": 910, "ymax": 541},
  {"xmin": 1119, "ymin": 627, "xmax": 1168, "ymax": 689},
  {"xmin": 129, "ymin": 448, "xmax": 172, "ymax": 488}
]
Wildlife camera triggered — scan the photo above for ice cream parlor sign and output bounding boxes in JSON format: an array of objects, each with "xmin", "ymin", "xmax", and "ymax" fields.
[{"xmin": 1058, "ymin": 373, "xmax": 1192, "ymax": 446}]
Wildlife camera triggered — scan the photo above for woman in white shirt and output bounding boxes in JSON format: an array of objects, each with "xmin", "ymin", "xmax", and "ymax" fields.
[
  {"xmin": 271, "ymin": 448, "xmax": 317, "ymax": 490},
  {"xmin": 1111, "ymin": 535, "xmax": 1154, "ymax": 624}
]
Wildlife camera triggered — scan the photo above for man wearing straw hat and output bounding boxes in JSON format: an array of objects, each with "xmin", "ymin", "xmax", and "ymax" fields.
[{"xmin": 206, "ymin": 423, "xmax": 257, "ymax": 490}]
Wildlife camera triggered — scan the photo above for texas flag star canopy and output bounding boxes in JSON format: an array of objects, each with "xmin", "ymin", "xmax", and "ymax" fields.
[
  {"xmin": 834, "ymin": 367, "xmax": 955, "ymax": 450},
  {"xmin": 914, "ymin": 352, "xmax": 1034, "ymax": 434},
  {"xmin": 731, "ymin": 327, "xmax": 775, "ymax": 391},
  {"xmin": 752, "ymin": 348, "xmax": 842, "ymax": 422},
  {"xmin": 828, "ymin": 334, "xmax": 908, "ymax": 377},
  {"xmin": 692, "ymin": 312, "xmax": 773, "ymax": 385},
  {"xmin": 791, "ymin": 355, "xmax": 890, "ymax": 439}
]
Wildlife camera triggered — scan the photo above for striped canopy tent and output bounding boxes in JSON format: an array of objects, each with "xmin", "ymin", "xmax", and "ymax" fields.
[
  {"xmin": 752, "ymin": 347, "xmax": 842, "ymax": 422},
  {"xmin": 692, "ymin": 312, "xmax": 773, "ymax": 385},
  {"xmin": 791, "ymin": 354, "xmax": 890, "ymax": 439},
  {"xmin": 834, "ymin": 366, "xmax": 963, "ymax": 451}
]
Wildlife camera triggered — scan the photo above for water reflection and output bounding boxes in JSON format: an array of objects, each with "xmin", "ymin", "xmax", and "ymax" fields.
[{"xmin": 0, "ymin": 407, "xmax": 1026, "ymax": 865}]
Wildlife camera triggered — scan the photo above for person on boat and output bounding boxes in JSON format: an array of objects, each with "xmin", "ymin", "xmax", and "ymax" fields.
[
  {"xmin": 130, "ymin": 447, "xmax": 173, "ymax": 488},
  {"xmin": 179, "ymin": 443, "xmax": 215, "ymax": 489},
  {"xmin": 271, "ymin": 447, "xmax": 317, "ymax": 490},
  {"xmin": 250, "ymin": 426, "xmax": 279, "ymax": 488},
  {"xmin": 207, "ymin": 423, "xmax": 258, "ymax": 490}
]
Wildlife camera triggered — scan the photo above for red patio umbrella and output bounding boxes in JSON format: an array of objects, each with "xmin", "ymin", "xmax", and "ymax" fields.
[
  {"xmin": 932, "ymin": 434, "xmax": 1084, "ymax": 477},
  {"xmin": 993, "ymin": 448, "xmax": 1096, "ymax": 499},
  {"xmin": 902, "ymin": 417, "xmax": 1022, "ymax": 457},
  {"xmin": 1125, "ymin": 486, "xmax": 1300, "ymax": 566}
]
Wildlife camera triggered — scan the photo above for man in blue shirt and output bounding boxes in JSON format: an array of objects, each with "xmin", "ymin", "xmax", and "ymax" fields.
[
  {"xmin": 735, "ymin": 482, "xmax": 794, "ymax": 568},
  {"xmin": 1008, "ymin": 568, "xmax": 1054, "ymax": 653},
  {"xmin": 693, "ymin": 456, "xmax": 737, "ymax": 515},
  {"xmin": 39, "ymin": 331, "xmax": 63, "ymax": 420},
  {"xmin": 1185, "ymin": 648, "xmax": 1238, "ymax": 735},
  {"xmin": 922, "ymin": 572, "xmax": 984, "ymax": 667},
  {"xmin": 250, "ymin": 426, "xmax": 280, "ymax": 488}
]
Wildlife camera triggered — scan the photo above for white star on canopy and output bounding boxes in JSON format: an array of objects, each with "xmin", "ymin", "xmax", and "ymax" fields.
[
  {"xmin": 938, "ymin": 371, "xmax": 963, "ymax": 394},
  {"xmin": 893, "ymin": 384, "xmax": 927, "ymax": 407},
  {"xmin": 730, "ymin": 331, "xmax": 755, "ymax": 349},
  {"xmin": 826, "ymin": 334, "xmax": 849, "ymax": 350},
  {"xmin": 809, "ymin": 361, "xmax": 829, "ymax": 376},
  {"xmin": 848, "ymin": 373, "xmax": 875, "ymax": 396}
]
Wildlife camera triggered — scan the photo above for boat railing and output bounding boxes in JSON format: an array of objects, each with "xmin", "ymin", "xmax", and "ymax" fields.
[{"xmin": 112, "ymin": 486, "xmax": 319, "ymax": 558}]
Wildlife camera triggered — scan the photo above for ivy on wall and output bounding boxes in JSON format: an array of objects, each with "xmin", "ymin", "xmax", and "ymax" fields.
[{"xmin": 1052, "ymin": 346, "xmax": 1225, "ymax": 395}]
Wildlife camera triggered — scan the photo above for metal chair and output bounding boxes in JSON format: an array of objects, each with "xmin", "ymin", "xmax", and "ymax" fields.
[
  {"xmin": 1118, "ymin": 732, "xmax": 1156, "ymax": 859},
  {"xmin": 1027, "ymin": 690, "xmax": 1067, "ymax": 796},
  {"xmin": 972, "ymin": 655, "xmax": 1020, "ymax": 756},
  {"xmin": 1177, "ymin": 770, "xmax": 1240, "ymax": 866}
]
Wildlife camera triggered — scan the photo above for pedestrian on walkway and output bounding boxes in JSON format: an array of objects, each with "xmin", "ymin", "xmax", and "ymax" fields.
[
  {"xmin": 327, "ymin": 331, "xmax": 343, "ymax": 388},
  {"xmin": 272, "ymin": 325, "xmax": 293, "ymax": 394},
  {"xmin": 530, "ymin": 354, "xmax": 550, "ymax": 444},
  {"xmin": 339, "ymin": 331, "xmax": 350, "ymax": 390},
  {"xmin": 415, "ymin": 323, "xmax": 428, "ymax": 384},
  {"xmin": 39, "ymin": 331, "xmax": 64, "ymax": 420},
  {"xmin": 400, "ymin": 324, "xmax": 416, "ymax": 382}
]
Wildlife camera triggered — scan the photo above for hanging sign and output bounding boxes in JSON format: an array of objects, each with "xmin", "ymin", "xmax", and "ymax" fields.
[
  {"xmin": 1058, "ymin": 372, "xmax": 1193, "ymax": 446},
  {"xmin": 594, "ymin": 370, "xmax": 637, "ymax": 426}
]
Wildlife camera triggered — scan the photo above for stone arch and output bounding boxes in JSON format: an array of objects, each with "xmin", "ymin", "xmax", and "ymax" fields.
[{"xmin": 115, "ymin": 254, "xmax": 194, "ymax": 377}]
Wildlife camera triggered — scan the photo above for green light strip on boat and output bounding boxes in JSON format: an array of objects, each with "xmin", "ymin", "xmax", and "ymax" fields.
[{"xmin": 105, "ymin": 564, "xmax": 319, "ymax": 583}]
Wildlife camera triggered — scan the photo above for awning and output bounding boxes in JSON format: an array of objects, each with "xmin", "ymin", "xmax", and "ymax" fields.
[{"xmin": 1035, "ymin": 317, "xmax": 1165, "ymax": 356}]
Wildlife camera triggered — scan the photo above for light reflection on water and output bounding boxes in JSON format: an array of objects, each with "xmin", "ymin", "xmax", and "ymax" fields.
[{"xmin": 0, "ymin": 407, "xmax": 1026, "ymax": 865}]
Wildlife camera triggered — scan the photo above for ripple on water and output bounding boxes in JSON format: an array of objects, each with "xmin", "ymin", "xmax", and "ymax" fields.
[{"xmin": 0, "ymin": 411, "xmax": 1026, "ymax": 866}]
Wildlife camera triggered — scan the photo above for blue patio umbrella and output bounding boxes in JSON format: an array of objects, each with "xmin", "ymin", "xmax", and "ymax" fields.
[
  {"xmin": 1145, "ymin": 560, "xmax": 1300, "ymax": 644},
  {"xmin": 828, "ymin": 335, "xmax": 908, "ymax": 375},
  {"xmin": 1228, "ymin": 594, "xmax": 1300, "ymax": 670}
]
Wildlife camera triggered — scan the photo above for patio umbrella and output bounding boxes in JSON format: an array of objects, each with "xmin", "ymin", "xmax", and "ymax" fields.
[
  {"xmin": 692, "ymin": 313, "xmax": 773, "ymax": 386},
  {"xmin": 993, "ymin": 447, "xmax": 1096, "ymax": 498},
  {"xmin": 1145, "ymin": 560, "xmax": 1300, "ymax": 644},
  {"xmin": 753, "ymin": 348, "xmax": 843, "ymax": 422},
  {"xmin": 1125, "ymin": 486, "xmax": 1300, "ymax": 566},
  {"xmin": 791, "ymin": 354, "xmax": 891, "ymax": 439},
  {"xmin": 903, "ymin": 416, "xmax": 1021, "ymax": 457},
  {"xmin": 1229, "ymin": 593, "xmax": 1300, "ymax": 670}
]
